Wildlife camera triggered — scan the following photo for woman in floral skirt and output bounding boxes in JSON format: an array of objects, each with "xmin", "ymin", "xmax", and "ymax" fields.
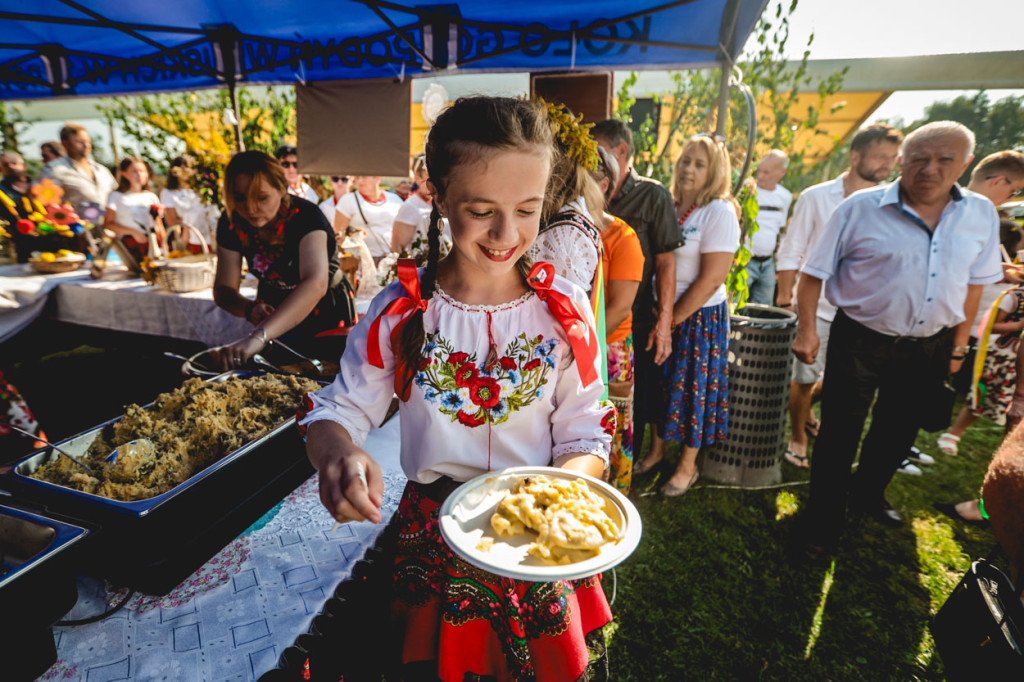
[{"xmin": 633, "ymin": 134, "xmax": 740, "ymax": 497}]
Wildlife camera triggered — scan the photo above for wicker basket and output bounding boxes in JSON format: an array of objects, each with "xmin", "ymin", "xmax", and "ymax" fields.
[
  {"xmin": 29, "ymin": 255, "xmax": 86, "ymax": 274},
  {"xmin": 152, "ymin": 226, "xmax": 215, "ymax": 293}
]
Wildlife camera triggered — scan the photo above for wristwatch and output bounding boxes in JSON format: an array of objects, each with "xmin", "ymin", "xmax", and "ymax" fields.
[{"xmin": 953, "ymin": 344, "xmax": 970, "ymax": 355}]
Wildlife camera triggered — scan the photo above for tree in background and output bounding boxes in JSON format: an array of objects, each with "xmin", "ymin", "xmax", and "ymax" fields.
[
  {"xmin": 907, "ymin": 91, "xmax": 1024, "ymax": 185},
  {"xmin": 0, "ymin": 102, "xmax": 29, "ymax": 153},
  {"xmin": 98, "ymin": 86, "xmax": 297, "ymax": 205},
  {"xmin": 615, "ymin": 0, "xmax": 846, "ymax": 309}
]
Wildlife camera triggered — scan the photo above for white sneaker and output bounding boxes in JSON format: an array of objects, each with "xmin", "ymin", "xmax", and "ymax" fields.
[
  {"xmin": 908, "ymin": 447, "xmax": 936, "ymax": 466},
  {"xmin": 896, "ymin": 459, "xmax": 923, "ymax": 476}
]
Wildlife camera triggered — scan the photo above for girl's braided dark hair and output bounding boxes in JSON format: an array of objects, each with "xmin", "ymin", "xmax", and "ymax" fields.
[{"xmin": 394, "ymin": 97, "xmax": 553, "ymax": 399}]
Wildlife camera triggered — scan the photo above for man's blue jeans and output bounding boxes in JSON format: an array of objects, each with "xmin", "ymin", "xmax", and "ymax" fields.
[{"xmin": 744, "ymin": 256, "xmax": 776, "ymax": 306}]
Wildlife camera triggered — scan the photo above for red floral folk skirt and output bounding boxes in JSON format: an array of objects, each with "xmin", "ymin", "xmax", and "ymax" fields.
[{"xmin": 391, "ymin": 480, "xmax": 613, "ymax": 682}]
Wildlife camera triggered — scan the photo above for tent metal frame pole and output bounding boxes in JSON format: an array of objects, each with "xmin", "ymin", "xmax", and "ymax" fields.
[
  {"xmin": 228, "ymin": 81, "xmax": 243, "ymax": 152},
  {"xmin": 715, "ymin": 0, "xmax": 742, "ymax": 137}
]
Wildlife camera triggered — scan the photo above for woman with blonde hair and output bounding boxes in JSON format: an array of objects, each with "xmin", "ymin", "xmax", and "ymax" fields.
[{"xmin": 634, "ymin": 134, "xmax": 740, "ymax": 496}]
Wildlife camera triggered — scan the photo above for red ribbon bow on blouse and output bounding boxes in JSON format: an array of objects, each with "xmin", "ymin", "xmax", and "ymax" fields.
[
  {"xmin": 367, "ymin": 258, "xmax": 427, "ymax": 401},
  {"xmin": 527, "ymin": 261, "xmax": 599, "ymax": 388}
]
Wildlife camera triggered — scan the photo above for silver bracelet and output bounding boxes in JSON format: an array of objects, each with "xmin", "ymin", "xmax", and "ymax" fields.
[{"xmin": 250, "ymin": 327, "xmax": 268, "ymax": 345}]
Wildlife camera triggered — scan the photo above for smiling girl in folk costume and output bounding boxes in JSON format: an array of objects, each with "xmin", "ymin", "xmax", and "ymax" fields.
[{"xmin": 301, "ymin": 97, "xmax": 615, "ymax": 682}]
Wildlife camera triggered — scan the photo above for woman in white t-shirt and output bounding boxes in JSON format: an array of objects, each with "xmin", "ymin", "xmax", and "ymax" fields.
[
  {"xmin": 104, "ymin": 156, "xmax": 165, "ymax": 266},
  {"xmin": 333, "ymin": 175, "xmax": 403, "ymax": 260},
  {"xmin": 390, "ymin": 154, "xmax": 433, "ymax": 254},
  {"xmin": 160, "ymin": 156, "xmax": 215, "ymax": 250},
  {"xmin": 634, "ymin": 134, "xmax": 740, "ymax": 497},
  {"xmin": 318, "ymin": 174, "xmax": 352, "ymax": 227}
]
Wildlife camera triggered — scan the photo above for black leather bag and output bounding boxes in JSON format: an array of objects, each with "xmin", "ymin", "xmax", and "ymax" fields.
[
  {"xmin": 929, "ymin": 559, "xmax": 1024, "ymax": 680},
  {"xmin": 920, "ymin": 381, "xmax": 957, "ymax": 433}
]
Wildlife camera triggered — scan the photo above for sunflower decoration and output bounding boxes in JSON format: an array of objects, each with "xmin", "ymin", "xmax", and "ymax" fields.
[{"xmin": 536, "ymin": 97, "xmax": 600, "ymax": 171}]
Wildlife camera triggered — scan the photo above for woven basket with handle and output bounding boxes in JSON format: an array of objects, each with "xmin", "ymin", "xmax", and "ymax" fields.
[{"xmin": 152, "ymin": 224, "xmax": 215, "ymax": 293}]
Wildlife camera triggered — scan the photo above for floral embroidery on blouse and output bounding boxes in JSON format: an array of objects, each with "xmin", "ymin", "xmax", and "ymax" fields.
[
  {"xmin": 227, "ymin": 203, "xmax": 298, "ymax": 287},
  {"xmin": 416, "ymin": 332, "xmax": 559, "ymax": 428}
]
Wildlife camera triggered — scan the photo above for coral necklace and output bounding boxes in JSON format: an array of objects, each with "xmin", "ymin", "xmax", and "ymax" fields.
[{"xmin": 677, "ymin": 201, "xmax": 698, "ymax": 226}]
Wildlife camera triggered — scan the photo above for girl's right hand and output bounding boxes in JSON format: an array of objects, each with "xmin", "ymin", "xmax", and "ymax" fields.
[
  {"xmin": 128, "ymin": 228, "xmax": 148, "ymax": 244},
  {"xmin": 318, "ymin": 449, "xmax": 384, "ymax": 524}
]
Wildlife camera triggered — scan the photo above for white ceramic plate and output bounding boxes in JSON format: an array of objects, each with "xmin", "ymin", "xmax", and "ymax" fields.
[{"xmin": 438, "ymin": 466, "xmax": 642, "ymax": 581}]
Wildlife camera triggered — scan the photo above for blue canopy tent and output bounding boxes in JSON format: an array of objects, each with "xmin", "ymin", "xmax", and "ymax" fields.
[{"xmin": 0, "ymin": 1, "xmax": 767, "ymax": 130}]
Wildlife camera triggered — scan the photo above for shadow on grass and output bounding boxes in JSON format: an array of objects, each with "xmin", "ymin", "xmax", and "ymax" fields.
[{"xmin": 607, "ymin": 465, "xmax": 939, "ymax": 681}]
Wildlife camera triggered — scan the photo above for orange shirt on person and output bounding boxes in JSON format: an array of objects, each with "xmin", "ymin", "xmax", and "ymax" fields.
[{"xmin": 601, "ymin": 217, "xmax": 644, "ymax": 344}]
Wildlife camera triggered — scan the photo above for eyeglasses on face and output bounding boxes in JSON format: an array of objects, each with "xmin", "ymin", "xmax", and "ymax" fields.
[
  {"xmin": 987, "ymin": 175, "xmax": 1024, "ymax": 199},
  {"xmin": 331, "ymin": 176, "xmax": 350, "ymax": 183},
  {"xmin": 280, "ymin": 161, "xmax": 298, "ymax": 168}
]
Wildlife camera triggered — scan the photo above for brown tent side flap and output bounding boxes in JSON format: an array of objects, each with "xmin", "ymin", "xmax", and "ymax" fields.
[{"xmin": 296, "ymin": 78, "xmax": 412, "ymax": 176}]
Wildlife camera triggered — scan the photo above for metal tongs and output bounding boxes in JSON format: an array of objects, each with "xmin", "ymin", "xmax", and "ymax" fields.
[
  {"xmin": 269, "ymin": 338, "xmax": 326, "ymax": 374},
  {"xmin": 1, "ymin": 422, "xmax": 95, "ymax": 473}
]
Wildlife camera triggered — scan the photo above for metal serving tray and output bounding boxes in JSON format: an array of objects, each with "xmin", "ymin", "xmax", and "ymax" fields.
[
  {"xmin": 0, "ymin": 503, "xmax": 88, "ymax": 591},
  {"xmin": 0, "ymin": 370, "xmax": 318, "ymax": 594},
  {"xmin": 0, "ymin": 503, "xmax": 89, "ymax": 679},
  {"xmin": 6, "ymin": 370, "xmax": 292, "ymax": 517}
]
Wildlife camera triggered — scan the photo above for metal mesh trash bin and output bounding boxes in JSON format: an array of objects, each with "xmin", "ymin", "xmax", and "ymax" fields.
[{"xmin": 699, "ymin": 304, "xmax": 797, "ymax": 487}]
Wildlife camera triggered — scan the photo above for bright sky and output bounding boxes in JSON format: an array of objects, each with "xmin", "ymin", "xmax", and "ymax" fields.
[{"xmin": 775, "ymin": 0, "xmax": 1024, "ymax": 122}]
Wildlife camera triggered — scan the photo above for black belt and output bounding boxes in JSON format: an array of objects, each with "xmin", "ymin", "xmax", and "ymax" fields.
[
  {"xmin": 750, "ymin": 254, "xmax": 773, "ymax": 262},
  {"xmin": 836, "ymin": 309, "xmax": 954, "ymax": 344}
]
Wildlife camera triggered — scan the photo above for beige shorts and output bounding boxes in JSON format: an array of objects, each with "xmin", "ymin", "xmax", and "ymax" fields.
[{"xmin": 793, "ymin": 316, "xmax": 831, "ymax": 384}]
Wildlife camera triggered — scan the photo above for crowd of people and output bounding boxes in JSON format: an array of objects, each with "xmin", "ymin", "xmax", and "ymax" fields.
[{"xmin": 3, "ymin": 95, "xmax": 1024, "ymax": 678}]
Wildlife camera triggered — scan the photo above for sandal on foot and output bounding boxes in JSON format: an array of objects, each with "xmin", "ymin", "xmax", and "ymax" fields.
[
  {"xmin": 936, "ymin": 433, "xmax": 960, "ymax": 456},
  {"xmin": 804, "ymin": 418, "xmax": 820, "ymax": 439},
  {"xmin": 784, "ymin": 449, "xmax": 810, "ymax": 469},
  {"xmin": 661, "ymin": 469, "xmax": 699, "ymax": 497},
  {"xmin": 933, "ymin": 502, "xmax": 988, "ymax": 528},
  {"xmin": 633, "ymin": 456, "xmax": 663, "ymax": 476}
]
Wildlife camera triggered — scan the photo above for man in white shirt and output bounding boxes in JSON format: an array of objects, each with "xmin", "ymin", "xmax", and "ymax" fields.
[
  {"xmin": 792, "ymin": 121, "xmax": 1002, "ymax": 557},
  {"xmin": 744, "ymin": 150, "xmax": 791, "ymax": 305},
  {"xmin": 38, "ymin": 123, "xmax": 117, "ymax": 223},
  {"xmin": 775, "ymin": 124, "xmax": 902, "ymax": 468}
]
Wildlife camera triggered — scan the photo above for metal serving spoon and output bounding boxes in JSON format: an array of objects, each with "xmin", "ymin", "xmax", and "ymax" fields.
[
  {"xmin": 104, "ymin": 438, "xmax": 154, "ymax": 464},
  {"xmin": 269, "ymin": 338, "xmax": 326, "ymax": 374},
  {"xmin": 1, "ymin": 422, "xmax": 95, "ymax": 473}
]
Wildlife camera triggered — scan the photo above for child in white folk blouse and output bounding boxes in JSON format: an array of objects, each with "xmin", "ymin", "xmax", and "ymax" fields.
[{"xmin": 301, "ymin": 96, "xmax": 615, "ymax": 682}]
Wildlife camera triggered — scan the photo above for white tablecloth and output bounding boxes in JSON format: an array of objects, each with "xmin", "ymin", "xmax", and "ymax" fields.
[
  {"xmin": 0, "ymin": 261, "xmax": 259, "ymax": 347},
  {"xmin": 52, "ymin": 273, "xmax": 257, "ymax": 348},
  {"xmin": 0, "ymin": 263, "xmax": 97, "ymax": 343},
  {"xmin": 42, "ymin": 414, "xmax": 406, "ymax": 682}
]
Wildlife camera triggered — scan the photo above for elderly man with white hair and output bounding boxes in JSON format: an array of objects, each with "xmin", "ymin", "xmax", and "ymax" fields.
[
  {"xmin": 791, "ymin": 121, "xmax": 1002, "ymax": 559},
  {"xmin": 744, "ymin": 149, "xmax": 792, "ymax": 305}
]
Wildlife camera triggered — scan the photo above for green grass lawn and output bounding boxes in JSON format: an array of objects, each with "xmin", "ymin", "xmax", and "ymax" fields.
[{"xmin": 606, "ymin": 404, "xmax": 1007, "ymax": 681}]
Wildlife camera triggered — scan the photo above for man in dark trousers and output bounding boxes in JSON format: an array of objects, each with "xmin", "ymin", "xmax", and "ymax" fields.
[
  {"xmin": 592, "ymin": 119, "xmax": 680, "ymax": 461},
  {"xmin": 791, "ymin": 121, "xmax": 1002, "ymax": 558}
]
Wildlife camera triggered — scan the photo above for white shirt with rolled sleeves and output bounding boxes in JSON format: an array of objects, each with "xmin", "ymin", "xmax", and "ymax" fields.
[
  {"xmin": 749, "ymin": 184, "xmax": 792, "ymax": 257},
  {"xmin": 300, "ymin": 271, "xmax": 611, "ymax": 485},
  {"xmin": 775, "ymin": 175, "xmax": 848, "ymax": 322},
  {"xmin": 801, "ymin": 181, "xmax": 1003, "ymax": 338}
]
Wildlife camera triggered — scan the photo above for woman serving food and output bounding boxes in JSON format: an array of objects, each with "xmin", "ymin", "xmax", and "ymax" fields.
[
  {"xmin": 301, "ymin": 96, "xmax": 615, "ymax": 681},
  {"xmin": 212, "ymin": 151, "xmax": 354, "ymax": 369}
]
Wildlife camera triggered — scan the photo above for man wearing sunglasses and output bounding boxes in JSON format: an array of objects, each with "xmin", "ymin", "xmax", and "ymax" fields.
[
  {"xmin": 320, "ymin": 174, "xmax": 353, "ymax": 226},
  {"xmin": 275, "ymin": 144, "xmax": 319, "ymax": 204}
]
